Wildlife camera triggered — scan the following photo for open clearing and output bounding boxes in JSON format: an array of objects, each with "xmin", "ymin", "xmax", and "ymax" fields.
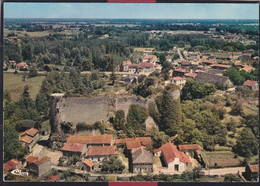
[{"xmin": 4, "ymin": 72, "xmax": 45, "ymax": 101}]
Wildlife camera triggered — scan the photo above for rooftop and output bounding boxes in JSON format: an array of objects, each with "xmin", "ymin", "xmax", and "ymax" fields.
[
  {"xmin": 24, "ymin": 128, "xmax": 39, "ymax": 137},
  {"xmin": 243, "ymin": 80, "xmax": 258, "ymax": 87},
  {"xmin": 184, "ymin": 73, "xmax": 197, "ymax": 78},
  {"xmin": 248, "ymin": 164, "xmax": 259, "ymax": 173},
  {"xmin": 32, "ymin": 156, "xmax": 50, "ymax": 166},
  {"xmin": 16, "ymin": 62, "xmax": 28, "ymax": 67},
  {"xmin": 20, "ymin": 135, "xmax": 33, "ymax": 144},
  {"xmin": 61, "ymin": 143, "xmax": 85, "ymax": 153},
  {"xmin": 26, "ymin": 156, "xmax": 38, "ymax": 163},
  {"xmin": 45, "ymin": 175, "xmax": 60, "ymax": 182},
  {"xmin": 87, "ymin": 146, "xmax": 117, "ymax": 157},
  {"xmin": 178, "ymin": 144, "xmax": 200, "ymax": 151},
  {"xmin": 83, "ymin": 159, "xmax": 93, "ymax": 168},
  {"xmin": 132, "ymin": 147, "xmax": 153, "ymax": 164},
  {"xmin": 154, "ymin": 142, "xmax": 191, "ymax": 164},
  {"xmin": 126, "ymin": 139, "xmax": 141, "ymax": 150},
  {"xmin": 3, "ymin": 159, "xmax": 20, "ymax": 171}
]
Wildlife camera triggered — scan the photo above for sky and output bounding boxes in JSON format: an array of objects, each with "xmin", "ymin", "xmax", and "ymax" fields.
[{"xmin": 4, "ymin": 3, "xmax": 259, "ymax": 19}]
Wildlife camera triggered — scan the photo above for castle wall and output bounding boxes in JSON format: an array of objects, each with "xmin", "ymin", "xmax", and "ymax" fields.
[{"xmin": 49, "ymin": 91, "xmax": 180, "ymax": 133}]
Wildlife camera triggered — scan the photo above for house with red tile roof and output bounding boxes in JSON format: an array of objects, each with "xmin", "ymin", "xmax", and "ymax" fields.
[
  {"xmin": 142, "ymin": 55, "xmax": 158, "ymax": 64},
  {"xmin": 172, "ymin": 68, "xmax": 190, "ymax": 77},
  {"xmin": 16, "ymin": 62, "xmax": 28, "ymax": 70},
  {"xmin": 122, "ymin": 60, "xmax": 132, "ymax": 72},
  {"xmin": 61, "ymin": 142, "xmax": 87, "ymax": 157},
  {"xmin": 20, "ymin": 128, "xmax": 39, "ymax": 152},
  {"xmin": 45, "ymin": 174, "xmax": 60, "ymax": 182},
  {"xmin": 115, "ymin": 137, "xmax": 152, "ymax": 150},
  {"xmin": 184, "ymin": 73, "xmax": 197, "ymax": 79},
  {"xmin": 26, "ymin": 156, "xmax": 51, "ymax": 177},
  {"xmin": 82, "ymin": 159, "xmax": 93, "ymax": 172},
  {"xmin": 139, "ymin": 62, "xmax": 155, "ymax": 74},
  {"xmin": 66, "ymin": 134, "xmax": 113, "ymax": 147},
  {"xmin": 240, "ymin": 65, "xmax": 255, "ymax": 73},
  {"xmin": 170, "ymin": 76, "xmax": 186, "ymax": 89},
  {"xmin": 154, "ymin": 142, "xmax": 192, "ymax": 172},
  {"xmin": 87, "ymin": 146, "xmax": 117, "ymax": 162},
  {"xmin": 243, "ymin": 80, "xmax": 259, "ymax": 91},
  {"xmin": 211, "ymin": 64, "xmax": 231, "ymax": 70},
  {"xmin": 178, "ymin": 144, "xmax": 201, "ymax": 158},
  {"xmin": 244, "ymin": 164, "xmax": 259, "ymax": 181},
  {"xmin": 3, "ymin": 159, "xmax": 22, "ymax": 171}
]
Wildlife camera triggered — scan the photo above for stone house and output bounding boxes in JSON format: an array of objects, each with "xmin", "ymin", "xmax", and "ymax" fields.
[
  {"xmin": 122, "ymin": 60, "xmax": 132, "ymax": 72},
  {"xmin": 142, "ymin": 55, "xmax": 158, "ymax": 65},
  {"xmin": 243, "ymin": 80, "xmax": 259, "ymax": 91},
  {"xmin": 154, "ymin": 142, "xmax": 192, "ymax": 172},
  {"xmin": 195, "ymin": 72, "xmax": 233, "ymax": 89},
  {"xmin": 82, "ymin": 159, "xmax": 93, "ymax": 172},
  {"xmin": 128, "ymin": 64, "xmax": 139, "ymax": 74},
  {"xmin": 242, "ymin": 53, "xmax": 252, "ymax": 61},
  {"xmin": 61, "ymin": 142, "xmax": 87, "ymax": 157},
  {"xmin": 131, "ymin": 147, "xmax": 153, "ymax": 173},
  {"xmin": 170, "ymin": 76, "xmax": 186, "ymax": 89},
  {"xmin": 26, "ymin": 156, "xmax": 51, "ymax": 177},
  {"xmin": 20, "ymin": 128, "xmax": 40, "ymax": 152},
  {"xmin": 86, "ymin": 146, "xmax": 117, "ymax": 171},
  {"xmin": 139, "ymin": 62, "xmax": 155, "ymax": 74},
  {"xmin": 3, "ymin": 159, "xmax": 22, "ymax": 171}
]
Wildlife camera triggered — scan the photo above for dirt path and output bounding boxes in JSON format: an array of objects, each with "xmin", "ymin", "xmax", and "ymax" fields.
[{"xmin": 202, "ymin": 167, "xmax": 245, "ymax": 176}]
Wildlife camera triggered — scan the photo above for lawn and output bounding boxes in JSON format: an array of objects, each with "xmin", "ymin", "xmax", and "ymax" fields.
[
  {"xmin": 134, "ymin": 47, "xmax": 155, "ymax": 52},
  {"xmin": 4, "ymin": 72, "xmax": 45, "ymax": 101},
  {"xmin": 204, "ymin": 151, "xmax": 241, "ymax": 168}
]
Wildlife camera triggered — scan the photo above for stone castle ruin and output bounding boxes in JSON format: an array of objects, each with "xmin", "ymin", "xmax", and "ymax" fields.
[{"xmin": 49, "ymin": 91, "xmax": 180, "ymax": 149}]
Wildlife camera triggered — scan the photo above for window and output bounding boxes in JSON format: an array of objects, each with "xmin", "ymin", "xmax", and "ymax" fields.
[{"xmin": 174, "ymin": 164, "xmax": 179, "ymax": 171}]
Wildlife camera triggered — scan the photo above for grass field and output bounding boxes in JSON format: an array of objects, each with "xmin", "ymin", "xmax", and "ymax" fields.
[
  {"xmin": 204, "ymin": 151, "xmax": 241, "ymax": 168},
  {"xmin": 134, "ymin": 47, "xmax": 155, "ymax": 52},
  {"xmin": 4, "ymin": 72, "xmax": 45, "ymax": 101}
]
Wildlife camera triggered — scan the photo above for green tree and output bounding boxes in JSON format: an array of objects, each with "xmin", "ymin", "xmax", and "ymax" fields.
[
  {"xmin": 101, "ymin": 155, "xmax": 125, "ymax": 173},
  {"xmin": 156, "ymin": 89, "xmax": 181, "ymax": 136},
  {"xmin": 233, "ymin": 127, "xmax": 258, "ymax": 157},
  {"xmin": 28, "ymin": 68, "xmax": 38, "ymax": 78},
  {"xmin": 35, "ymin": 93, "xmax": 48, "ymax": 115},
  {"xmin": 4, "ymin": 122, "xmax": 26, "ymax": 162},
  {"xmin": 126, "ymin": 104, "xmax": 148, "ymax": 137},
  {"xmin": 148, "ymin": 129, "xmax": 170, "ymax": 148},
  {"xmin": 181, "ymin": 79, "xmax": 216, "ymax": 100},
  {"xmin": 114, "ymin": 110, "xmax": 125, "ymax": 130}
]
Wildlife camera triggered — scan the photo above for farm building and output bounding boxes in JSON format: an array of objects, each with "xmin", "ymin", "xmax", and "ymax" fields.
[
  {"xmin": 19, "ymin": 128, "xmax": 40, "ymax": 152},
  {"xmin": 61, "ymin": 142, "xmax": 87, "ymax": 157},
  {"xmin": 26, "ymin": 156, "xmax": 51, "ymax": 177},
  {"xmin": 154, "ymin": 142, "xmax": 192, "ymax": 172},
  {"xmin": 243, "ymin": 80, "xmax": 259, "ymax": 91}
]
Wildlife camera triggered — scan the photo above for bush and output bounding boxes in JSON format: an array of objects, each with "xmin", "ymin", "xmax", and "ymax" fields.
[
  {"xmin": 224, "ymin": 174, "xmax": 241, "ymax": 182},
  {"xmin": 76, "ymin": 122, "xmax": 95, "ymax": 131},
  {"xmin": 61, "ymin": 122, "xmax": 72, "ymax": 133}
]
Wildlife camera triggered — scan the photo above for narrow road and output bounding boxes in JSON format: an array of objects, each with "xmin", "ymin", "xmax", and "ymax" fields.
[
  {"xmin": 202, "ymin": 167, "xmax": 245, "ymax": 176},
  {"xmin": 177, "ymin": 48, "xmax": 184, "ymax": 60}
]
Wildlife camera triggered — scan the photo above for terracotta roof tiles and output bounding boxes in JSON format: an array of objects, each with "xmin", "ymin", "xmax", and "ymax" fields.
[
  {"xmin": 26, "ymin": 156, "xmax": 38, "ymax": 163},
  {"xmin": 45, "ymin": 175, "xmax": 60, "ymax": 182},
  {"xmin": 24, "ymin": 128, "xmax": 39, "ymax": 137},
  {"xmin": 61, "ymin": 143, "xmax": 85, "ymax": 153},
  {"xmin": 249, "ymin": 165, "xmax": 259, "ymax": 173},
  {"xmin": 84, "ymin": 159, "xmax": 93, "ymax": 167},
  {"xmin": 20, "ymin": 135, "xmax": 33, "ymax": 144},
  {"xmin": 178, "ymin": 144, "xmax": 200, "ymax": 151},
  {"xmin": 243, "ymin": 80, "xmax": 257, "ymax": 87},
  {"xmin": 32, "ymin": 156, "xmax": 50, "ymax": 166},
  {"xmin": 3, "ymin": 159, "xmax": 20, "ymax": 171},
  {"xmin": 87, "ymin": 146, "xmax": 117, "ymax": 157}
]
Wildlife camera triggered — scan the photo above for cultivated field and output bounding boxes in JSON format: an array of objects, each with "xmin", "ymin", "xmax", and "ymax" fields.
[
  {"xmin": 3, "ymin": 72, "xmax": 45, "ymax": 101},
  {"xmin": 204, "ymin": 151, "xmax": 241, "ymax": 168}
]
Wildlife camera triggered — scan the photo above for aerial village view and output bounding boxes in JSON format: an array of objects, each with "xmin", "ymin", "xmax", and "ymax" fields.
[{"xmin": 2, "ymin": 2, "xmax": 259, "ymax": 182}]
